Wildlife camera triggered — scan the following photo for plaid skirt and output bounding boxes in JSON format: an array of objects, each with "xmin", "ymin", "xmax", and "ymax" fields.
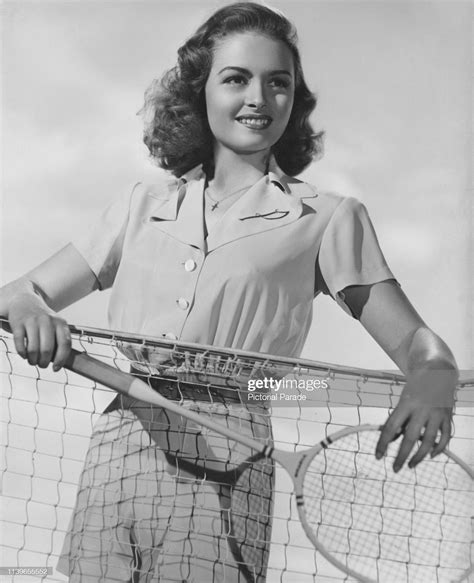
[{"xmin": 57, "ymin": 382, "xmax": 274, "ymax": 583}]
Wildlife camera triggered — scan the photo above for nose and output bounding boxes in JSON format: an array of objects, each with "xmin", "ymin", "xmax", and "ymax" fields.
[{"xmin": 245, "ymin": 80, "xmax": 266, "ymax": 109}]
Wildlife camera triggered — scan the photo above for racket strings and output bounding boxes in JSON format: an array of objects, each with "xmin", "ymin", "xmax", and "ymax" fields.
[{"xmin": 302, "ymin": 431, "xmax": 473, "ymax": 582}]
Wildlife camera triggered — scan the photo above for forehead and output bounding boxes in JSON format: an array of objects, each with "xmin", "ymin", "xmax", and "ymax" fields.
[{"xmin": 211, "ymin": 32, "xmax": 294, "ymax": 75}]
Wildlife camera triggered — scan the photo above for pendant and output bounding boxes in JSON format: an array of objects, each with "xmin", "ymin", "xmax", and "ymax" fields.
[{"xmin": 211, "ymin": 202, "xmax": 219, "ymax": 211}]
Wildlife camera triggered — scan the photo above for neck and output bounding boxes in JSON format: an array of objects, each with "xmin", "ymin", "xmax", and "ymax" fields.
[{"xmin": 209, "ymin": 145, "xmax": 270, "ymax": 193}]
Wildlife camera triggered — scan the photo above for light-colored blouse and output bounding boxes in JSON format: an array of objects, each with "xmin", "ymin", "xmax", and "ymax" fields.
[{"xmin": 72, "ymin": 161, "xmax": 395, "ymax": 358}]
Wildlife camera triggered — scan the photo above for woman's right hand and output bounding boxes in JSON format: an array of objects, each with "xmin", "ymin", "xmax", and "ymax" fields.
[
  {"xmin": 7, "ymin": 290, "xmax": 72, "ymax": 371},
  {"xmin": 1, "ymin": 244, "xmax": 100, "ymax": 372}
]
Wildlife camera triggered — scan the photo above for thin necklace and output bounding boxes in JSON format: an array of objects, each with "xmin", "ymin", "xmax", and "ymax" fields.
[{"xmin": 205, "ymin": 183, "xmax": 254, "ymax": 211}]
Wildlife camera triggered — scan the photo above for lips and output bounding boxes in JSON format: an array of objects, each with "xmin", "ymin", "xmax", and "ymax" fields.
[{"xmin": 236, "ymin": 115, "xmax": 272, "ymax": 130}]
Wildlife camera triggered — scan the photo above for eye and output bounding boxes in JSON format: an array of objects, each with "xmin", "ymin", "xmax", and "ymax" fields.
[
  {"xmin": 269, "ymin": 77, "xmax": 291, "ymax": 89},
  {"xmin": 223, "ymin": 75, "xmax": 248, "ymax": 86}
]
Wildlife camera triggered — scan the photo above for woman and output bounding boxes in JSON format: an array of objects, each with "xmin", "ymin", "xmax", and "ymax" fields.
[{"xmin": 0, "ymin": 3, "xmax": 457, "ymax": 581}]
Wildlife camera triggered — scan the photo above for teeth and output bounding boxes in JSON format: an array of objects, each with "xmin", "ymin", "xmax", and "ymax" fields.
[{"xmin": 237, "ymin": 117, "xmax": 271, "ymax": 129}]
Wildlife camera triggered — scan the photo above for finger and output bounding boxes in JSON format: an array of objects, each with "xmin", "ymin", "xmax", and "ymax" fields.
[
  {"xmin": 376, "ymin": 411, "xmax": 407, "ymax": 459},
  {"xmin": 24, "ymin": 322, "xmax": 40, "ymax": 365},
  {"xmin": 393, "ymin": 422, "xmax": 425, "ymax": 472},
  {"xmin": 52, "ymin": 322, "xmax": 72, "ymax": 371},
  {"xmin": 408, "ymin": 419, "xmax": 440, "ymax": 468},
  {"xmin": 431, "ymin": 415, "xmax": 452, "ymax": 457},
  {"xmin": 38, "ymin": 317, "xmax": 56, "ymax": 368},
  {"xmin": 11, "ymin": 322, "xmax": 27, "ymax": 359}
]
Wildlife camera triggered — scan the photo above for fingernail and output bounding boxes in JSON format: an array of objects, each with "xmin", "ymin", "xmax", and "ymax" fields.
[
  {"xmin": 393, "ymin": 464, "xmax": 400, "ymax": 473},
  {"xmin": 375, "ymin": 452, "xmax": 382, "ymax": 460},
  {"xmin": 53, "ymin": 365, "xmax": 59, "ymax": 372}
]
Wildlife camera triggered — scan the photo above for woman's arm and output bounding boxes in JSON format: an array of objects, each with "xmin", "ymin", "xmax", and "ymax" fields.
[
  {"xmin": 342, "ymin": 280, "xmax": 457, "ymax": 471},
  {"xmin": 0, "ymin": 243, "xmax": 98, "ymax": 370}
]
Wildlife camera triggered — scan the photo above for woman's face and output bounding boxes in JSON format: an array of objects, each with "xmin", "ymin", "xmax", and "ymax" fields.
[{"xmin": 205, "ymin": 32, "xmax": 295, "ymax": 158}]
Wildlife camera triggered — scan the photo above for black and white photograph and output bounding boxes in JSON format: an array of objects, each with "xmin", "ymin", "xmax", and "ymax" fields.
[{"xmin": 1, "ymin": 1, "xmax": 472, "ymax": 582}]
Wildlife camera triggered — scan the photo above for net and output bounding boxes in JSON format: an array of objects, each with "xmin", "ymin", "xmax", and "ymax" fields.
[{"xmin": 1, "ymin": 324, "xmax": 472, "ymax": 582}]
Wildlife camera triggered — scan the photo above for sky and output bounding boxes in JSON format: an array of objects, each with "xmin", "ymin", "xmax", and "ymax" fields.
[{"xmin": 1, "ymin": 0, "xmax": 472, "ymax": 370}]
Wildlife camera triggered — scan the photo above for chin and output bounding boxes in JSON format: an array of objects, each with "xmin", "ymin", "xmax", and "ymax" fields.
[
  {"xmin": 215, "ymin": 131, "xmax": 280, "ymax": 157},
  {"xmin": 230, "ymin": 137, "xmax": 277, "ymax": 154}
]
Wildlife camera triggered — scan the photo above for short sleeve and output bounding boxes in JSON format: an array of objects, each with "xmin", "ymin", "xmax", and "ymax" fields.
[
  {"xmin": 71, "ymin": 183, "xmax": 139, "ymax": 290},
  {"xmin": 316, "ymin": 197, "xmax": 396, "ymax": 312}
]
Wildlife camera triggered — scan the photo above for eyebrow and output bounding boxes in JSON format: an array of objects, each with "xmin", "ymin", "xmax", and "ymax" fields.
[{"xmin": 217, "ymin": 66, "xmax": 293, "ymax": 77}]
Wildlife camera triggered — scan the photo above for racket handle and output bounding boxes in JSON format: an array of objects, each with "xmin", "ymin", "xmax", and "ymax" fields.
[{"xmin": 64, "ymin": 349, "xmax": 135, "ymax": 395}]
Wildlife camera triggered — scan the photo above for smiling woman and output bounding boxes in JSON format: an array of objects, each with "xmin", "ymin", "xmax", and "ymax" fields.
[{"xmin": 0, "ymin": 2, "xmax": 465, "ymax": 582}]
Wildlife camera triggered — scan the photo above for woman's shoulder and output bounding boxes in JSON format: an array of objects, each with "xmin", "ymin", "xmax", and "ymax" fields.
[
  {"xmin": 132, "ymin": 165, "xmax": 204, "ymax": 201},
  {"xmin": 271, "ymin": 157, "xmax": 362, "ymax": 216},
  {"xmin": 132, "ymin": 171, "xmax": 182, "ymax": 200},
  {"xmin": 285, "ymin": 174, "xmax": 364, "ymax": 218}
]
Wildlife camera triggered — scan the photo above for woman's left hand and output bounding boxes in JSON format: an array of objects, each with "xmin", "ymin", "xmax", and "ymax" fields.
[
  {"xmin": 375, "ymin": 367, "xmax": 456, "ymax": 472},
  {"xmin": 341, "ymin": 280, "xmax": 458, "ymax": 473}
]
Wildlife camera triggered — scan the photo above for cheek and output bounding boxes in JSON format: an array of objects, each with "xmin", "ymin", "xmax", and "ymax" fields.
[
  {"xmin": 205, "ymin": 84, "xmax": 238, "ymax": 120},
  {"xmin": 275, "ymin": 95, "xmax": 294, "ymax": 126},
  {"xmin": 282, "ymin": 93, "xmax": 294, "ymax": 113}
]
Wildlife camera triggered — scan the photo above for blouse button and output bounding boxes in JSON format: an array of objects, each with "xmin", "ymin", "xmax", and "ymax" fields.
[
  {"xmin": 184, "ymin": 259, "xmax": 197, "ymax": 272},
  {"xmin": 177, "ymin": 298, "xmax": 189, "ymax": 310}
]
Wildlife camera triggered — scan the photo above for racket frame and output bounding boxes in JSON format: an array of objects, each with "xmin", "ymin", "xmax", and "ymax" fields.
[{"xmin": 283, "ymin": 426, "xmax": 474, "ymax": 583}]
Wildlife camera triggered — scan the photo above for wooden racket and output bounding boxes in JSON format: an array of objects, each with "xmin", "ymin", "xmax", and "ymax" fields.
[{"xmin": 65, "ymin": 348, "xmax": 474, "ymax": 583}]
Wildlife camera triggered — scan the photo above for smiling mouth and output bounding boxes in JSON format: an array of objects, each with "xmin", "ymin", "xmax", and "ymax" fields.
[{"xmin": 236, "ymin": 115, "xmax": 273, "ymax": 130}]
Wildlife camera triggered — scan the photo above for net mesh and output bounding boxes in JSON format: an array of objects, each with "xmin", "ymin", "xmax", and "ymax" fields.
[{"xmin": 0, "ymin": 324, "xmax": 472, "ymax": 582}]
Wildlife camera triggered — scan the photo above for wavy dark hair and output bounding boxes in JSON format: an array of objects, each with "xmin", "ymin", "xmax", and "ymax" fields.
[{"xmin": 140, "ymin": 2, "xmax": 323, "ymax": 177}]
